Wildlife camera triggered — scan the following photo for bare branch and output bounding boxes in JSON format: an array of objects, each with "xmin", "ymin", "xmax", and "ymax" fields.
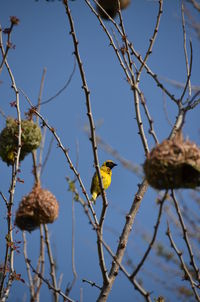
[
  {"xmin": 0, "ymin": 191, "xmax": 8, "ymax": 206},
  {"xmin": 34, "ymin": 225, "xmax": 45, "ymax": 302},
  {"xmin": 63, "ymin": 0, "xmax": 109, "ymax": 285},
  {"xmin": 85, "ymin": 0, "xmax": 150, "ymax": 155},
  {"xmin": 181, "ymin": 2, "xmax": 192, "ymax": 97},
  {"xmin": 40, "ymin": 58, "xmax": 76, "ymax": 106},
  {"xmin": 130, "ymin": 191, "xmax": 168, "ymax": 279},
  {"xmin": 97, "ymin": 179, "xmax": 149, "ymax": 301},
  {"xmin": 27, "ymin": 259, "xmax": 75, "ymax": 302},
  {"xmin": 36, "ymin": 68, "xmax": 47, "ymax": 123},
  {"xmin": 179, "ymin": 41, "xmax": 193, "ymax": 103},
  {"xmin": 136, "ymin": 0, "xmax": 163, "ymax": 82},
  {"xmin": 44, "ymin": 224, "xmax": 59, "ymax": 302},
  {"xmin": 65, "ymin": 198, "xmax": 78, "ymax": 296},
  {"xmin": 40, "ymin": 133, "xmax": 54, "ymax": 176},
  {"xmin": 140, "ymin": 93, "xmax": 159, "ymax": 144},
  {"xmin": 82, "ymin": 278, "xmax": 102, "ymax": 290},
  {"xmin": 0, "ymin": 28, "xmax": 22, "ymax": 299},
  {"xmin": 100, "ymin": 234, "xmax": 152, "ymax": 302},
  {"xmin": 22, "ymin": 231, "xmax": 34, "ymax": 299},
  {"xmin": 20, "ymin": 89, "xmax": 98, "ymax": 227},
  {"xmin": 0, "ymin": 17, "xmax": 19, "ymax": 75},
  {"xmin": 166, "ymin": 223, "xmax": 200, "ymax": 302},
  {"xmin": 171, "ymin": 190, "xmax": 200, "ymax": 283}
]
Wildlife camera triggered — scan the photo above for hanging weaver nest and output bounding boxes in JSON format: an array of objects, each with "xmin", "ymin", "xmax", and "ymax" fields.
[
  {"xmin": 97, "ymin": 0, "xmax": 131, "ymax": 19},
  {"xmin": 143, "ymin": 133, "xmax": 200, "ymax": 190},
  {"xmin": 15, "ymin": 182, "xmax": 59, "ymax": 232},
  {"xmin": 0, "ymin": 117, "xmax": 42, "ymax": 165}
]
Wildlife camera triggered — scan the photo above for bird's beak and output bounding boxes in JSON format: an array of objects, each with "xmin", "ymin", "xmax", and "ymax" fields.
[{"xmin": 111, "ymin": 162, "xmax": 117, "ymax": 168}]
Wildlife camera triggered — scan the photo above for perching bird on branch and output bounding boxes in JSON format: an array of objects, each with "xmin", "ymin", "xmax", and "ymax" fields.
[{"xmin": 90, "ymin": 160, "xmax": 117, "ymax": 204}]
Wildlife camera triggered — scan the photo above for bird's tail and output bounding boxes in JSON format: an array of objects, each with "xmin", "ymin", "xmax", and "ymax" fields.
[{"xmin": 91, "ymin": 192, "xmax": 97, "ymax": 205}]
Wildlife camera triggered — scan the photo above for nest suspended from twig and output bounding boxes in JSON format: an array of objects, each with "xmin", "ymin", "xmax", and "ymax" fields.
[
  {"xmin": 143, "ymin": 133, "xmax": 200, "ymax": 190},
  {"xmin": 96, "ymin": 0, "xmax": 131, "ymax": 19},
  {"xmin": 15, "ymin": 182, "xmax": 59, "ymax": 232},
  {"xmin": 0, "ymin": 117, "xmax": 42, "ymax": 165}
]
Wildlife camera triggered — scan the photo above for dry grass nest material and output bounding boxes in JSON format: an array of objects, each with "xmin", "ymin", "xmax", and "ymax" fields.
[
  {"xmin": 0, "ymin": 117, "xmax": 42, "ymax": 165},
  {"xmin": 143, "ymin": 133, "xmax": 200, "ymax": 190},
  {"xmin": 15, "ymin": 182, "xmax": 59, "ymax": 232}
]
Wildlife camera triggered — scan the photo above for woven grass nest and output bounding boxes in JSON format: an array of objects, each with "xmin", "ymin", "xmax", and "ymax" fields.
[
  {"xmin": 97, "ymin": 0, "xmax": 130, "ymax": 19},
  {"xmin": 0, "ymin": 117, "xmax": 42, "ymax": 165},
  {"xmin": 143, "ymin": 133, "xmax": 200, "ymax": 190},
  {"xmin": 15, "ymin": 182, "xmax": 59, "ymax": 232}
]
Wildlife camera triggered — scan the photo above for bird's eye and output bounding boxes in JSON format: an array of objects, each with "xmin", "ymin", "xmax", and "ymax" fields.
[{"xmin": 106, "ymin": 161, "xmax": 112, "ymax": 168}]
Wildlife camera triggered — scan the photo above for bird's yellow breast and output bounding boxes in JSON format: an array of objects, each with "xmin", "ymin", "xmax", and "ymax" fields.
[
  {"xmin": 100, "ymin": 168, "xmax": 112, "ymax": 190},
  {"xmin": 90, "ymin": 167, "xmax": 112, "ymax": 198}
]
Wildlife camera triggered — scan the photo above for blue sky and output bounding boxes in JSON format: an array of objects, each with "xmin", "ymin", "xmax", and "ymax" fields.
[{"xmin": 0, "ymin": 1, "xmax": 200, "ymax": 301}]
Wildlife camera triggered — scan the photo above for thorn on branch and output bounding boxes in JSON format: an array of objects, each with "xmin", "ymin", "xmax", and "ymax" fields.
[{"xmin": 82, "ymin": 278, "xmax": 102, "ymax": 290}]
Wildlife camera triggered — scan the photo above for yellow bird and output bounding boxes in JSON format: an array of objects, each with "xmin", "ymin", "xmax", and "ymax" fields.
[{"xmin": 90, "ymin": 160, "xmax": 117, "ymax": 203}]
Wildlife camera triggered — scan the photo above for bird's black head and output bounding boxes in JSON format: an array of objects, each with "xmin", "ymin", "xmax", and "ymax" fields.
[{"xmin": 104, "ymin": 160, "xmax": 117, "ymax": 169}]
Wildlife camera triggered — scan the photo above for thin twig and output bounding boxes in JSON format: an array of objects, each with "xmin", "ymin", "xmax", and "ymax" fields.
[
  {"xmin": 140, "ymin": 93, "xmax": 159, "ymax": 144},
  {"xmin": 63, "ymin": 0, "xmax": 109, "ymax": 285},
  {"xmin": 86, "ymin": 0, "xmax": 132, "ymax": 84},
  {"xmin": 129, "ymin": 40, "xmax": 179, "ymax": 104},
  {"xmin": 117, "ymin": 0, "xmax": 134, "ymax": 76},
  {"xmin": 0, "ymin": 18, "xmax": 17, "ymax": 75},
  {"xmin": 81, "ymin": 3, "xmax": 152, "ymax": 300},
  {"xmin": 85, "ymin": 0, "xmax": 150, "ymax": 156},
  {"xmin": 22, "ymin": 231, "xmax": 34, "ymax": 299},
  {"xmin": 171, "ymin": 190, "xmax": 200, "ymax": 283},
  {"xmin": 40, "ymin": 133, "xmax": 54, "ymax": 176},
  {"xmin": 40, "ymin": 58, "xmax": 76, "ymax": 106},
  {"xmin": 162, "ymin": 91, "xmax": 173, "ymax": 127},
  {"xmin": 66, "ymin": 176, "xmax": 97, "ymax": 230},
  {"xmin": 71, "ymin": 198, "xmax": 77, "ymax": 288},
  {"xmin": 100, "ymin": 233, "xmax": 152, "ymax": 302},
  {"xmin": 0, "ymin": 32, "xmax": 22, "ymax": 299},
  {"xmin": 136, "ymin": 0, "xmax": 163, "ymax": 82},
  {"xmin": 117, "ymin": 2, "xmax": 150, "ymax": 154},
  {"xmin": 166, "ymin": 223, "xmax": 200, "ymax": 302},
  {"xmin": 90, "ymin": 0, "xmax": 177, "ymax": 104},
  {"xmin": 28, "ymin": 259, "xmax": 75, "ymax": 302},
  {"xmin": 36, "ymin": 68, "xmax": 46, "ymax": 124},
  {"xmin": 20, "ymin": 91, "xmax": 98, "ymax": 228},
  {"xmin": 65, "ymin": 198, "xmax": 78, "ymax": 297},
  {"xmin": 35, "ymin": 225, "xmax": 45, "ymax": 302},
  {"xmin": 38, "ymin": 125, "xmax": 47, "ymax": 179},
  {"xmin": 32, "ymin": 68, "xmax": 47, "ymax": 182},
  {"xmin": 181, "ymin": 2, "xmax": 192, "ymax": 97},
  {"xmin": 32, "ymin": 151, "xmax": 40, "ymax": 185},
  {"xmin": 82, "ymin": 278, "xmax": 102, "ymax": 290},
  {"xmin": 67, "ymin": 174, "xmax": 151, "ymax": 301},
  {"xmin": 88, "ymin": 131, "xmax": 143, "ymax": 177},
  {"xmin": 168, "ymin": 107, "xmax": 186, "ymax": 139},
  {"xmin": 0, "ymin": 191, "xmax": 8, "ymax": 206},
  {"xmin": 185, "ymin": 90, "xmax": 200, "ymax": 110},
  {"xmin": 179, "ymin": 41, "xmax": 193, "ymax": 103},
  {"xmin": 131, "ymin": 191, "xmax": 168, "ymax": 279},
  {"xmin": 44, "ymin": 224, "xmax": 59, "ymax": 302}
]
